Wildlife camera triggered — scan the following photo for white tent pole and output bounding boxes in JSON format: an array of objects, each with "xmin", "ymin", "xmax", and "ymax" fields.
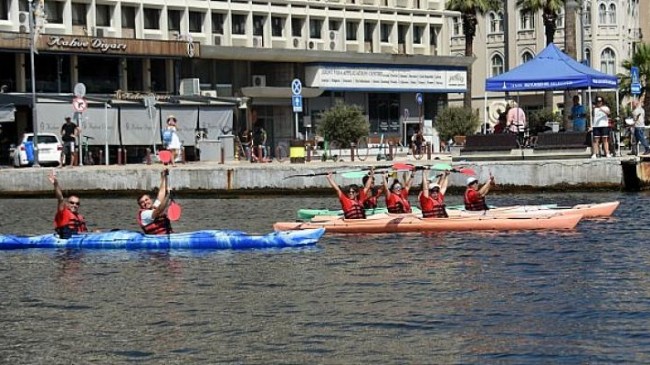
[
  {"xmin": 616, "ymin": 90, "xmax": 620, "ymax": 156},
  {"xmin": 484, "ymin": 92, "xmax": 488, "ymax": 134}
]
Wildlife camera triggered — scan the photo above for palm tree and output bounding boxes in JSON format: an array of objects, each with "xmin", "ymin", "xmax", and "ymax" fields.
[
  {"xmin": 517, "ymin": 0, "xmax": 564, "ymax": 110},
  {"xmin": 446, "ymin": 0, "xmax": 501, "ymax": 108},
  {"xmin": 619, "ymin": 43, "xmax": 650, "ymax": 120}
]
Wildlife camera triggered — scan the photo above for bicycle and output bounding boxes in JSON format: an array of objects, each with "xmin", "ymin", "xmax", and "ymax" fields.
[
  {"xmin": 275, "ymin": 144, "xmax": 288, "ymax": 162},
  {"xmin": 355, "ymin": 136, "xmax": 369, "ymax": 161},
  {"xmin": 326, "ymin": 140, "xmax": 343, "ymax": 162},
  {"xmin": 234, "ymin": 136, "xmax": 251, "ymax": 162}
]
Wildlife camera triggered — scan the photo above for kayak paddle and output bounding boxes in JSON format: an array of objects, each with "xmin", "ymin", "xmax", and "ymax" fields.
[
  {"xmin": 164, "ymin": 168, "xmax": 182, "ymax": 221},
  {"xmin": 159, "ymin": 150, "xmax": 172, "ymax": 165}
]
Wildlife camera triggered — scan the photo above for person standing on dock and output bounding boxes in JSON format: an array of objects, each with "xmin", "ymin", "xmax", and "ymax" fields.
[
  {"xmin": 631, "ymin": 100, "xmax": 650, "ymax": 155},
  {"xmin": 590, "ymin": 96, "xmax": 611, "ymax": 159},
  {"xmin": 137, "ymin": 170, "xmax": 173, "ymax": 235},
  {"xmin": 60, "ymin": 116, "xmax": 80, "ymax": 167},
  {"xmin": 570, "ymin": 95, "xmax": 587, "ymax": 132},
  {"xmin": 49, "ymin": 170, "xmax": 87, "ymax": 239},
  {"xmin": 464, "ymin": 175, "xmax": 495, "ymax": 211}
]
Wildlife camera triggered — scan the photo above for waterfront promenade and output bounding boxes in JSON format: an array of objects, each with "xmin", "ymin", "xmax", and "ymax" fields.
[{"xmin": 0, "ymin": 153, "xmax": 628, "ymax": 196}]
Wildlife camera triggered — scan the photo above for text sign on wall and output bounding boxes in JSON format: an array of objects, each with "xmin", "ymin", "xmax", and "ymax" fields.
[{"xmin": 305, "ymin": 65, "xmax": 467, "ymax": 92}]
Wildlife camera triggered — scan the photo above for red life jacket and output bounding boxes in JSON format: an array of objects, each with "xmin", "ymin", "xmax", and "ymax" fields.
[
  {"xmin": 54, "ymin": 207, "xmax": 88, "ymax": 239},
  {"xmin": 137, "ymin": 209, "xmax": 172, "ymax": 235},
  {"xmin": 464, "ymin": 189, "xmax": 488, "ymax": 211},
  {"xmin": 419, "ymin": 193, "xmax": 448, "ymax": 218},
  {"xmin": 339, "ymin": 193, "xmax": 366, "ymax": 219},
  {"xmin": 386, "ymin": 193, "xmax": 411, "ymax": 214}
]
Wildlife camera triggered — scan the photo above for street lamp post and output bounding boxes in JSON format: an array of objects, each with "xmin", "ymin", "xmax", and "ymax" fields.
[{"xmin": 28, "ymin": 0, "xmax": 39, "ymax": 167}]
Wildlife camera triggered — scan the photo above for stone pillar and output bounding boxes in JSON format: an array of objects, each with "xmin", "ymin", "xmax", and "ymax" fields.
[
  {"xmin": 143, "ymin": 58, "xmax": 151, "ymax": 91},
  {"xmin": 70, "ymin": 55, "xmax": 79, "ymax": 86},
  {"xmin": 16, "ymin": 53, "xmax": 26, "ymax": 92}
]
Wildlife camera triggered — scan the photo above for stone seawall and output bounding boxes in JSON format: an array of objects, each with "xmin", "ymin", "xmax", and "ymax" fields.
[{"xmin": 0, "ymin": 158, "xmax": 625, "ymax": 196}]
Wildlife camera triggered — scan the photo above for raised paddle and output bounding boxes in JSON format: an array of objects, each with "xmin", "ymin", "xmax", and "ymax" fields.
[
  {"xmin": 284, "ymin": 163, "xmax": 408, "ymax": 179},
  {"xmin": 165, "ymin": 169, "xmax": 182, "ymax": 221},
  {"xmin": 158, "ymin": 150, "xmax": 172, "ymax": 165}
]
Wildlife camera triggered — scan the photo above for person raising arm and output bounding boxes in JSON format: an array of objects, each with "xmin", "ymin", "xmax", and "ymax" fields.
[
  {"xmin": 136, "ymin": 170, "xmax": 173, "ymax": 234},
  {"xmin": 49, "ymin": 170, "xmax": 87, "ymax": 239},
  {"xmin": 382, "ymin": 171, "xmax": 413, "ymax": 214},
  {"xmin": 463, "ymin": 175, "xmax": 495, "ymax": 211},
  {"xmin": 326, "ymin": 172, "xmax": 366, "ymax": 219},
  {"xmin": 419, "ymin": 169, "xmax": 450, "ymax": 218}
]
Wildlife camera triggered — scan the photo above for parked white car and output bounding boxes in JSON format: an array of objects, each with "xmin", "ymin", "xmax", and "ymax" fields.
[{"xmin": 12, "ymin": 133, "xmax": 63, "ymax": 167}]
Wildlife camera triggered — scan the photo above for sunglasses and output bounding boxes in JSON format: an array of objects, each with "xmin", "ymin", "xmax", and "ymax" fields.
[
  {"xmin": 68, "ymin": 201, "xmax": 80, "ymax": 206},
  {"xmin": 348, "ymin": 190, "xmax": 358, "ymax": 194}
]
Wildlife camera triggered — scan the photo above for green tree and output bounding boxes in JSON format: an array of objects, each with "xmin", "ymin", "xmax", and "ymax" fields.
[
  {"xmin": 619, "ymin": 42, "xmax": 650, "ymax": 121},
  {"xmin": 517, "ymin": 0, "xmax": 564, "ymax": 111},
  {"xmin": 435, "ymin": 107, "xmax": 481, "ymax": 141},
  {"xmin": 446, "ymin": 0, "xmax": 501, "ymax": 108},
  {"xmin": 317, "ymin": 102, "xmax": 369, "ymax": 148}
]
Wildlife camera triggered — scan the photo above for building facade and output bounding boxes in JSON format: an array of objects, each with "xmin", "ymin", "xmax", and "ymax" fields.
[
  {"xmin": 448, "ymin": 0, "xmax": 642, "ymax": 129},
  {"xmin": 0, "ymin": 0, "xmax": 472, "ymax": 156}
]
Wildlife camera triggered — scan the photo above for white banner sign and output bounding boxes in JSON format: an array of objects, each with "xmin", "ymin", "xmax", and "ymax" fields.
[
  {"xmin": 305, "ymin": 65, "xmax": 467, "ymax": 92},
  {"xmin": 120, "ymin": 107, "xmax": 160, "ymax": 146},
  {"xmin": 198, "ymin": 107, "xmax": 233, "ymax": 138},
  {"xmin": 36, "ymin": 103, "xmax": 119, "ymax": 145},
  {"xmin": 159, "ymin": 107, "xmax": 199, "ymax": 147}
]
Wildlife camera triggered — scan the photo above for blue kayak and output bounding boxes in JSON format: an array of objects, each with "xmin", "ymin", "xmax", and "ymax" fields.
[{"xmin": 0, "ymin": 229, "xmax": 325, "ymax": 250}]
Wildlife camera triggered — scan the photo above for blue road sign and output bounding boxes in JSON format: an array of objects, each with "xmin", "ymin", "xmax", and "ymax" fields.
[
  {"xmin": 631, "ymin": 66, "xmax": 640, "ymax": 84},
  {"xmin": 632, "ymin": 83, "xmax": 641, "ymax": 95},
  {"xmin": 291, "ymin": 79, "xmax": 302, "ymax": 95},
  {"xmin": 416, "ymin": 93, "xmax": 423, "ymax": 106},
  {"xmin": 292, "ymin": 95, "xmax": 303, "ymax": 112}
]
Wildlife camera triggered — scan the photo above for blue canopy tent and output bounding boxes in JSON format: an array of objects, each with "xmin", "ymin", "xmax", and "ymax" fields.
[{"xmin": 484, "ymin": 43, "xmax": 619, "ymax": 139}]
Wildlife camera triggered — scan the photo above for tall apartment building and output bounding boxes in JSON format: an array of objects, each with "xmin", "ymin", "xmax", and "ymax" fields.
[
  {"xmin": 449, "ymin": 0, "xmax": 642, "ymax": 129},
  {"xmin": 0, "ymin": 0, "xmax": 472, "ymax": 152}
]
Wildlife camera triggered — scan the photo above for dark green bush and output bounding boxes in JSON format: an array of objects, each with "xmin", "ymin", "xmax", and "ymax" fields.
[
  {"xmin": 317, "ymin": 102, "xmax": 369, "ymax": 148},
  {"xmin": 435, "ymin": 107, "xmax": 481, "ymax": 141},
  {"xmin": 528, "ymin": 109, "xmax": 562, "ymax": 134}
]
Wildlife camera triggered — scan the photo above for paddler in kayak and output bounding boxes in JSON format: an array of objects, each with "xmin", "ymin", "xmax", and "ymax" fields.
[
  {"xmin": 48, "ymin": 170, "xmax": 88, "ymax": 239},
  {"xmin": 382, "ymin": 171, "xmax": 413, "ymax": 213},
  {"xmin": 464, "ymin": 175, "xmax": 495, "ymax": 211},
  {"xmin": 326, "ymin": 172, "xmax": 366, "ymax": 219},
  {"xmin": 419, "ymin": 169, "xmax": 450, "ymax": 218},
  {"xmin": 361, "ymin": 169, "xmax": 383, "ymax": 209},
  {"xmin": 137, "ymin": 169, "xmax": 173, "ymax": 234}
]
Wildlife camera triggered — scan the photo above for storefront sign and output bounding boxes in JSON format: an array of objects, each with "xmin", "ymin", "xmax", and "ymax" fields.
[
  {"xmin": 305, "ymin": 65, "xmax": 467, "ymax": 92},
  {"xmin": 114, "ymin": 91, "xmax": 175, "ymax": 102},
  {"xmin": 46, "ymin": 36, "xmax": 127, "ymax": 53}
]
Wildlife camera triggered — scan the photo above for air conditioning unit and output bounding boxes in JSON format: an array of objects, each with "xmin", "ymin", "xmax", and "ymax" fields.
[
  {"xmin": 179, "ymin": 78, "xmax": 201, "ymax": 95},
  {"xmin": 252, "ymin": 36, "xmax": 263, "ymax": 48},
  {"xmin": 201, "ymin": 90, "xmax": 217, "ymax": 98},
  {"xmin": 18, "ymin": 11, "xmax": 30, "ymax": 33},
  {"xmin": 328, "ymin": 31, "xmax": 341, "ymax": 51},
  {"xmin": 214, "ymin": 34, "xmax": 223, "ymax": 45},
  {"xmin": 292, "ymin": 37, "xmax": 303, "ymax": 48},
  {"xmin": 95, "ymin": 27, "xmax": 108, "ymax": 37},
  {"xmin": 251, "ymin": 75, "xmax": 266, "ymax": 87},
  {"xmin": 307, "ymin": 40, "xmax": 322, "ymax": 50}
]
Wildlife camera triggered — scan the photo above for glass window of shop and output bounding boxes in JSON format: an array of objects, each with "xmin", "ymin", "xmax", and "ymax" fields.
[
  {"xmin": 26, "ymin": 54, "xmax": 70, "ymax": 93},
  {"xmin": 0, "ymin": 54, "xmax": 16, "ymax": 91},
  {"xmin": 126, "ymin": 59, "xmax": 144, "ymax": 92},
  {"xmin": 71, "ymin": 3, "xmax": 86, "ymax": 26},
  {"xmin": 96, "ymin": 5, "xmax": 111, "ymax": 27},
  {"xmin": 189, "ymin": 11, "xmax": 203, "ymax": 33},
  {"xmin": 368, "ymin": 93, "xmax": 399, "ymax": 136},
  {"xmin": 150, "ymin": 59, "xmax": 167, "ymax": 92},
  {"xmin": 78, "ymin": 56, "xmax": 119, "ymax": 93},
  {"xmin": 143, "ymin": 8, "xmax": 160, "ymax": 30}
]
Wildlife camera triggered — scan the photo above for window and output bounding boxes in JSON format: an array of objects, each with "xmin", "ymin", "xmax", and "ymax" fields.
[
  {"xmin": 168, "ymin": 10, "xmax": 181, "ymax": 31},
  {"xmin": 584, "ymin": 48, "xmax": 591, "ymax": 66},
  {"xmin": 45, "ymin": 1, "xmax": 63, "ymax": 23},
  {"xmin": 291, "ymin": 17, "xmax": 303, "ymax": 37},
  {"xmin": 429, "ymin": 26, "xmax": 439, "ymax": 47},
  {"xmin": 232, "ymin": 14, "xmax": 246, "ymax": 35},
  {"xmin": 143, "ymin": 8, "xmax": 160, "ymax": 30},
  {"xmin": 96, "ymin": 5, "xmax": 110, "ymax": 27},
  {"xmin": 271, "ymin": 16, "xmax": 284, "ymax": 37},
  {"xmin": 253, "ymin": 15, "xmax": 264, "ymax": 36},
  {"xmin": 346, "ymin": 21, "xmax": 358, "ymax": 41},
  {"xmin": 397, "ymin": 24, "xmax": 406, "ymax": 44},
  {"xmin": 309, "ymin": 18, "xmax": 322, "ymax": 39},
  {"xmin": 329, "ymin": 20, "xmax": 340, "ymax": 32},
  {"xmin": 212, "ymin": 13, "xmax": 224, "ymax": 34},
  {"xmin": 380, "ymin": 23, "xmax": 391, "ymax": 42},
  {"xmin": 519, "ymin": 10, "xmax": 534, "ymax": 30},
  {"xmin": 491, "ymin": 54, "xmax": 504, "ymax": 76},
  {"xmin": 368, "ymin": 93, "xmax": 399, "ymax": 135},
  {"xmin": 364, "ymin": 22, "xmax": 375, "ymax": 42},
  {"xmin": 584, "ymin": 4, "xmax": 591, "ymax": 26},
  {"xmin": 598, "ymin": 3, "xmax": 606, "ymax": 24},
  {"xmin": 413, "ymin": 25, "xmax": 423, "ymax": 44},
  {"xmin": 452, "ymin": 17, "xmax": 462, "ymax": 36},
  {"xmin": 521, "ymin": 51, "xmax": 534, "ymax": 64},
  {"xmin": 71, "ymin": 3, "xmax": 86, "ymax": 26},
  {"xmin": 608, "ymin": 3, "xmax": 616, "ymax": 24},
  {"xmin": 0, "ymin": 0, "xmax": 8, "ymax": 20},
  {"xmin": 556, "ymin": 8, "xmax": 564, "ymax": 28},
  {"xmin": 121, "ymin": 6, "xmax": 136, "ymax": 28},
  {"xmin": 189, "ymin": 11, "xmax": 203, "ymax": 32},
  {"xmin": 600, "ymin": 48, "xmax": 616, "ymax": 75},
  {"xmin": 489, "ymin": 12, "xmax": 503, "ymax": 33}
]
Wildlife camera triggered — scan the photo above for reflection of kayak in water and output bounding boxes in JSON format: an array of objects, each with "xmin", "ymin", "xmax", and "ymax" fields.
[
  {"xmin": 0, "ymin": 229, "xmax": 325, "ymax": 250},
  {"xmin": 275, "ymin": 214, "xmax": 583, "ymax": 234}
]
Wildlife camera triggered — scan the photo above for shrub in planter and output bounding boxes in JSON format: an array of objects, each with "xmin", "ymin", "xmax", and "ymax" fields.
[
  {"xmin": 435, "ymin": 107, "xmax": 481, "ymax": 142},
  {"xmin": 317, "ymin": 102, "xmax": 369, "ymax": 148},
  {"xmin": 528, "ymin": 109, "xmax": 562, "ymax": 135}
]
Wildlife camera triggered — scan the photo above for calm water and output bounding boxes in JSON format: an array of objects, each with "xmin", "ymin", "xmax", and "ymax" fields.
[{"xmin": 1, "ymin": 191, "xmax": 650, "ymax": 364}]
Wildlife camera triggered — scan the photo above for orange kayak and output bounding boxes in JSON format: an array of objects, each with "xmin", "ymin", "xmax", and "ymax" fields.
[
  {"xmin": 448, "ymin": 201, "xmax": 619, "ymax": 219},
  {"xmin": 274, "ymin": 213, "xmax": 583, "ymax": 234}
]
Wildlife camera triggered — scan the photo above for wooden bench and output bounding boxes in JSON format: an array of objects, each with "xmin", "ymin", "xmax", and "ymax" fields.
[
  {"xmin": 534, "ymin": 132, "xmax": 589, "ymax": 150},
  {"xmin": 461, "ymin": 134, "xmax": 519, "ymax": 153}
]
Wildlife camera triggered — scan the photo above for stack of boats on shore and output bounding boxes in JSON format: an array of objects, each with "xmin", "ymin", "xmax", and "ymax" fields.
[{"xmin": 274, "ymin": 202, "xmax": 620, "ymax": 234}]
